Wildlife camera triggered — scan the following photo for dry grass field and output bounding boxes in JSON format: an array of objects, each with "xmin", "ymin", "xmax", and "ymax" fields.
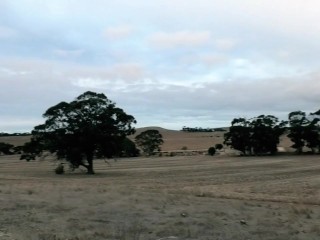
[{"xmin": 0, "ymin": 129, "xmax": 320, "ymax": 240}]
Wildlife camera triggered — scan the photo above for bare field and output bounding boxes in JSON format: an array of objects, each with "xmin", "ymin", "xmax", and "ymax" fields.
[{"xmin": 1, "ymin": 154, "xmax": 320, "ymax": 240}]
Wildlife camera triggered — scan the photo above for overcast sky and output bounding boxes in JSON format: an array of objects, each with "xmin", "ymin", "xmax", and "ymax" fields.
[{"xmin": 1, "ymin": 0, "xmax": 320, "ymax": 132}]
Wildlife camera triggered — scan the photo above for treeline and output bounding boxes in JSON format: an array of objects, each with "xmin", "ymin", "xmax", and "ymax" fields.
[
  {"xmin": 181, "ymin": 127, "xmax": 214, "ymax": 132},
  {"xmin": 224, "ymin": 110, "xmax": 320, "ymax": 155},
  {"xmin": 181, "ymin": 127, "xmax": 226, "ymax": 132},
  {"xmin": 0, "ymin": 132, "xmax": 31, "ymax": 136}
]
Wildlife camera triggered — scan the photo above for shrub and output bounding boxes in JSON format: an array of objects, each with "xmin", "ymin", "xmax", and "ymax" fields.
[
  {"xmin": 215, "ymin": 143, "xmax": 223, "ymax": 150},
  {"xmin": 208, "ymin": 147, "xmax": 216, "ymax": 156},
  {"xmin": 55, "ymin": 163, "xmax": 65, "ymax": 174},
  {"xmin": 181, "ymin": 146, "xmax": 188, "ymax": 150}
]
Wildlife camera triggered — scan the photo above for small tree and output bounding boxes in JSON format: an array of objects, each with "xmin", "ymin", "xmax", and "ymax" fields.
[
  {"xmin": 135, "ymin": 130, "xmax": 164, "ymax": 155},
  {"xmin": 208, "ymin": 147, "xmax": 216, "ymax": 156},
  {"xmin": 215, "ymin": 143, "xmax": 223, "ymax": 150},
  {"xmin": 120, "ymin": 138, "xmax": 140, "ymax": 157},
  {"xmin": 0, "ymin": 142, "xmax": 14, "ymax": 155}
]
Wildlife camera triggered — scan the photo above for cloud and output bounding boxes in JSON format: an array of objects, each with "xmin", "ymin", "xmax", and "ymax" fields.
[
  {"xmin": 1, "ymin": 0, "xmax": 320, "ymax": 131},
  {"xmin": 214, "ymin": 38, "xmax": 237, "ymax": 51},
  {"xmin": 0, "ymin": 25, "xmax": 17, "ymax": 39},
  {"xmin": 52, "ymin": 49, "xmax": 85, "ymax": 58},
  {"xmin": 148, "ymin": 31, "xmax": 211, "ymax": 49},
  {"xmin": 104, "ymin": 25, "xmax": 134, "ymax": 40}
]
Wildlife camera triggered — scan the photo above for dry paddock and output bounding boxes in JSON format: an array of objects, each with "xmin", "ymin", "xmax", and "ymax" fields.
[{"xmin": 0, "ymin": 154, "xmax": 320, "ymax": 240}]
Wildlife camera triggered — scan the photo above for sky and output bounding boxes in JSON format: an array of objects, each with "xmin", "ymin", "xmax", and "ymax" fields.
[{"xmin": 1, "ymin": 0, "xmax": 320, "ymax": 132}]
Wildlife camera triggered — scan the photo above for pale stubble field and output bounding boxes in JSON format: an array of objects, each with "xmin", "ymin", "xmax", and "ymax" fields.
[{"xmin": 0, "ymin": 153, "xmax": 320, "ymax": 240}]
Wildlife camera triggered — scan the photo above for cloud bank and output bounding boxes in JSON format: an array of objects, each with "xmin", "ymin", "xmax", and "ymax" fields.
[{"xmin": 0, "ymin": 0, "xmax": 320, "ymax": 132}]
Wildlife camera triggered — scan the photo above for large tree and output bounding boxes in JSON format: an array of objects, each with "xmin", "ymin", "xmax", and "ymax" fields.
[
  {"xmin": 288, "ymin": 110, "xmax": 320, "ymax": 153},
  {"xmin": 28, "ymin": 91, "xmax": 136, "ymax": 174},
  {"xmin": 249, "ymin": 115, "xmax": 287, "ymax": 155},
  {"xmin": 135, "ymin": 129, "xmax": 164, "ymax": 155},
  {"xmin": 224, "ymin": 115, "xmax": 286, "ymax": 155}
]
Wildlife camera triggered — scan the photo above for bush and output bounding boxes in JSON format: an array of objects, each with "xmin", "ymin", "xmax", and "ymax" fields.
[
  {"xmin": 20, "ymin": 153, "xmax": 36, "ymax": 161},
  {"xmin": 55, "ymin": 163, "xmax": 65, "ymax": 174},
  {"xmin": 215, "ymin": 144, "xmax": 223, "ymax": 150},
  {"xmin": 208, "ymin": 147, "xmax": 216, "ymax": 156},
  {"xmin": 181, "ymin": 146, "xmax": 188, "ymax": 150}
]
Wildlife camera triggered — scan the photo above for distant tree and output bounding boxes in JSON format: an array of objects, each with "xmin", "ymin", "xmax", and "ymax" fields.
[
  {"xmin": 24, "ymin": 91, "xmax": 136, "ymax": 174},
  {"xmin": 287, "ymin": 111, "xmax": 309, "ymax": 153},
  {"xmin": 249, "ymin": 115, "xmax": 287, "ymax": 155},
  {"xmin": 215, "ymin": 143, "xmax": 223, "ymax": 150},
  {"xmin": 288, "ymin": 110, "xmax": 320, "ymax": 153},
  {"xmin": 224, "ymin": 118, "xmax": 251, "ymax": 155},
  {"xmin": 120, "ymin": 138, "xmax": 140, "ymax": 157},
  {"xmin": 181, "ymin": 126, "xmax": 213, "ymax": 132},
  {"xmin": 20, "ymin": 139, "xmax": 43, "ymax": 161},
  {"xmin": 208, "ymin": 147, "xmax": 216, "ymax": 156},
  {"xmin": 310, "ymin": 110, "xmax": 320, "ymax": 152},
  {"xmin": 135, "ymin": 130, "xmax": 164, "ymax": 155},
  {"xmin": 224, "ymin": 115, "xmax": 286, "ymax": 156},
  {"xmin": 0, "ymin": 142, "xmax": 14, "ymax": 155}
]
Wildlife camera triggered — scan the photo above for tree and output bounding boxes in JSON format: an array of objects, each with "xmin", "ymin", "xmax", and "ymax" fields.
[
  {"xmin": 215, "ymin": 143, "xmax": 223, "ymax": 150},
  {"xmin": 249, "ymin": 115, "xmax": 287, "ymax": 155},
  {"xmin": 224, "ymin": 118, "xmax": 251, "ymax": 155},
  {"xmin": 288, "ymin": 110, "xmax": 320, "ymax": 153},
  {"xmin": 135, "ymin": 130, "xmax": 164, "ymax": 155},
  {"xmin": 208, "ymin": 147, "xmax": 216, "ymax": 156},
  {"xmin": 119, "ymin": 138, "xmax": 140, "ymax": 157},
  {"xmin": 224, "ymin": 115, "xmax": 286, "ymax": 156},
  {"xmin": 287, "ymin": 111, "xmax": 309, "ymax": 153},
  {"xmin": 20, "ymin": 139, "xmax": 43, "ymax": 161},
  {"xmin": 0, "ymin": 142, "xmax": 14, "ymax": 155},
  {"xmin": 27, "ymin": 91, "xmax": 136, "ymax": 174}
]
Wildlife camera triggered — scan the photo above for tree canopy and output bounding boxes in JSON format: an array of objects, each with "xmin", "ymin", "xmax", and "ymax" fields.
[
  {"xmin": 135, "ymin": 129, "xmax": 164, "ymax": 155},
  {"xmin": 27, "ymin": 91, "xmax": 136, "ymax": 174},
  {"xmin": 224, "ymin": 115, "xmax": 286, "ymax": 155},
  {"xmin": 288, "ymin": 110, "xmax": 320, "ymax": 153}
]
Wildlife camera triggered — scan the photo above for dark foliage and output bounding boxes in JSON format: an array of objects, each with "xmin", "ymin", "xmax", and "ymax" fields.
[
  {"xmin": 224, "ymin": 118, "xmax": 251, "ymax": 155},
  {"xmin": 120, "ymin": 138, "xmax": 140, "ymax": 157},
  {"xmin": 208, "ymin": 147, "xmax": 216, "ymax": 156},
  {"xmin": 288, "ymin": 110, "xmax": 320, "ymax": 153},
  {"xmin": 24, "ymin": 91, "xmax": 136, "ymax": 174},
  {"xmin": 181, "ymin": 126, "xmax": 214, "ymax": 132},
  {"xmin": 135, "ymin": 130, "xmax": 164, "ymax": 155},
  {"xmin": 224, "ymin": 115, "xmax": 286, "ymax": 155},
  {"xmin": 0, "ymin": 132, "xmax": 31, "ymax": 136},
  {"xmin": 0, "ymin": 142, "xmax": 14, "ymax": 155},
  {"xmin": 215, "ymin": 143, "xmax": 223, "ymax": 150},
  {"xmin": 54, "ymin": 163, "xmax": 65, "ymax": 174}
]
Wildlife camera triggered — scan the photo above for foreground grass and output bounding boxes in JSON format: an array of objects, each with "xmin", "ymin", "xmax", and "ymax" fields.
[{"xmin": 0, "ymin": 154, "xmax": 320, "ymax": 240}]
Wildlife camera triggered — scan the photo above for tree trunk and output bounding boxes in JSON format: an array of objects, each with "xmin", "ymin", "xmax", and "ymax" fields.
[{"xmin": 86, "ymin": 153, "xmax": 95, "ymax": 174}]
